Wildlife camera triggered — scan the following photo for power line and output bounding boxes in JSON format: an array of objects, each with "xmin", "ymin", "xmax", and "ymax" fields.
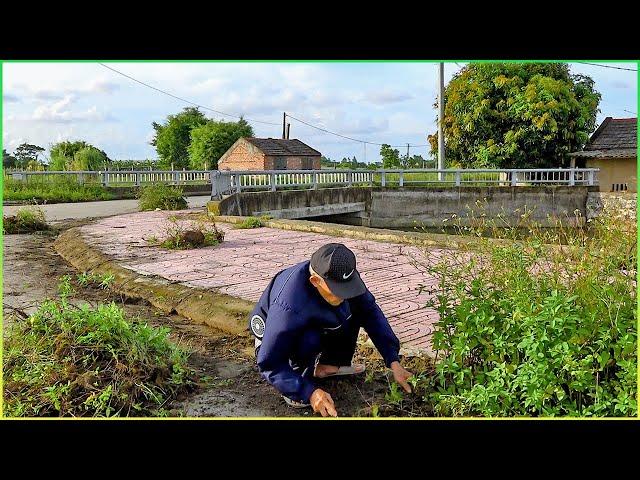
[
  {"xmin": 623, "ymin": 109, "xmax": 637, "ymax": 115},
  {"xmin": 99, "ymin": 63, "xmax": 280, "ymax": 126},
  {"xmin": 101, "ymin": 63, "xmax": 431, "ymax": 149},
  {"xmin": 574, "ymin": 61, "xmax": 637, "ymax": 72},
  {"xmin": 286, "ymin": 114, "xmax": 429, "ymax": 148}
]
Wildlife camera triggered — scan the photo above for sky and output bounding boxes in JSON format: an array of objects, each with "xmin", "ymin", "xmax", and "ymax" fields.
[{"xmin": 2, "ymin": 61, "xmax": 637, "ymax": 164}]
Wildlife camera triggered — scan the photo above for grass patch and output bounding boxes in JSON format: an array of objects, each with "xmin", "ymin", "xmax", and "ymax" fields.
[
  {"xmin": 235, "ymin": 216, "xmax": 269, "ymax": 229},
  {"xmin": 3, "ymin": 176, "xmax": 115, "ymax": 203},
  {"xmin": 146, "ymin": 215, "xmax": 225, "ymax": 250},
  {"xmin": 138, "ymin": 184, "xmax": 188, "ymax": 211},
  {"xmin": 3, "ymin": 278, "xmax": 199, "ymax": 417},
  {"xmin": 3, "ymin": 205, "xmax": 52, "ymax": 234}
]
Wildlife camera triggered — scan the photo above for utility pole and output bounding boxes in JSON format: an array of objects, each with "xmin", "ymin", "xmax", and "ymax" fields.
[
  {"xmin": 286, "ymin": 123, "xmax": 291, "ymax": 139},
  {"xmin": 438, "ymin": 62, "xmax": 446, "ymax": 180},
  {"xmin": 363, "ymin": 143, "xmax": 366, "ymax": 164},
  {"xmin": 282, "ymin": 112, "xmax": 286, "ymax": 139},
  {"xmin": 406, "ymin": 143, "xmax": 410, "ymax": 168}
]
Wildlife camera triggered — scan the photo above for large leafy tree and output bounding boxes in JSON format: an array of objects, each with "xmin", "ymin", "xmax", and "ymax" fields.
[
  {"xmin": 380, "ymin": 144, "xmax": 401, "ymax": 168},
  {"xmin": 428, "ymin": 63, "xmax": 601, "ymax": 168},
  {"xmin": 49, "ymin": 141, "xmax": 110, "ymax": 170},
  {"xmin": 13, "ymin": 143, "xmax": 45, "ymax": 169},
  {"xmin": 187, "ymin": 117, "xmax": 254, "ymax": 169},
  {"xmin": 151, "ymin": 107, "xmax": 208, "ymax": 169}
]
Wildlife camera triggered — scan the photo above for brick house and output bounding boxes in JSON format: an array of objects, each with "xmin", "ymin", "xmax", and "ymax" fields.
[
  {"xmin": 218, "ymin": 138, "xmax": 322, "ymax": 171},
  {"xmin": 569, "ymin": 117, "xmax": 637, "ymax": 192}
]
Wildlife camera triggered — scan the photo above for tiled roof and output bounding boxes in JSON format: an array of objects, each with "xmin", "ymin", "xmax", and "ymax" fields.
[{"xmin": 244, "ymin": 138, "xmax": 321, "ymax": 156}]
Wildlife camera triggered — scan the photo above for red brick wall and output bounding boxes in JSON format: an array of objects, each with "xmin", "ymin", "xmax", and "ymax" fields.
[
  {"xmin": 218, "ymin": 141, "xmax": 266, "ymax": 170},
  {"xmin": 264, "ymin": 156, "xmax": 321, "ymax": 170}
]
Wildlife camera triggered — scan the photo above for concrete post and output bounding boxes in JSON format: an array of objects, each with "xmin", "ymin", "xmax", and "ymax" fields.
[
  {"xmin": 347, "ymin": 171, "xmax": 353, "ymax": 187},
  {"xmin": 236, "ymin": 174, "xmax": 242, "ymax": 193},
  {"xmin": 399, "ymin": 171, "xmax": 404, "ymax": 187},
  {"xmin": 511, "ymin": 170, "xmax": 518, "ymax": 187},
  {"xmin": 312, "ymin": 171, "xmax": 318, "ymax": 190},
  {"xmin": 455, "ymin": 170, "xmax": 461, "ymax": 186},
  {"xmin": 135, "ymin": 172, "xmax": 140, "ymax": 186},
  {"xmin": 588, "ymin": 170, "xmax": 595, "ymax": 186},
  {"xmin": 270, "ymin": 173, "xmax": 277, "ymax": 192},
  {"xmin": 569, "ymin": 169, "xmax": 575, "ymax": 186},
  {"xmin": 381, "ymin": 171, "xmax": 386, "ymax": 187}
]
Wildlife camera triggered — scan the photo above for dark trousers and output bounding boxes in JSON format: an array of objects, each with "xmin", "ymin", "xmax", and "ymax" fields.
[{"xmin": 255, "ymin": 317, "xmax": 362, "ymax": 370}]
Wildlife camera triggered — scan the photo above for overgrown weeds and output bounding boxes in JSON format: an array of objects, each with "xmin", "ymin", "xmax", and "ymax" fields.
[
  {"xmin": 3, "ymin": 277, "xmax": 199, "ymax": 417},
  {"xmin": 402, "ymin": 205, "xmax": 637, "ymax": 417},
  {"xmin": 146, "ymin": 215, "xmax": 225, "ymax": 249},
  {"xmin": 3, "ymin": 205, "xmax": 52, "ymax": 234}
]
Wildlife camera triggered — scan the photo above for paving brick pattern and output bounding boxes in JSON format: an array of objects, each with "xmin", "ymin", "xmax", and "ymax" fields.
[{"xmin": 80, "ymin": 210, "xmax": 445, "ymax": 353}]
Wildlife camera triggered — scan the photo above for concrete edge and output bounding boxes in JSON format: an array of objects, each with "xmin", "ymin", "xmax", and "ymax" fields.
[
  {"xmin": 209, "ymin": 211, "xmax": 494, "ymax": 251},
  {"xmin": 53, "ymin": 227, "xmax": 253, "ymax": 337}
]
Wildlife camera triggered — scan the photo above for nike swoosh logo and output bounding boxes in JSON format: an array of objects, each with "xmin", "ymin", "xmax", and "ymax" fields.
[{"xmin": 343, "ymin": 269, "xmax": 355, "ymax": 280}]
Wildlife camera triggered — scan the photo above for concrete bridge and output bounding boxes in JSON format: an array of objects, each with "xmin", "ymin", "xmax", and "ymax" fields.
[{"xmin": 217, "ymin": 185, "xmax": 600, "ymax": 228}]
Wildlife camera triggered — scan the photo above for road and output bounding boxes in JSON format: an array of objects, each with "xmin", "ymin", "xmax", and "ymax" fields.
[{"xmin": 2, "ymin": 195, "xmax": 211, "ymax": 222}]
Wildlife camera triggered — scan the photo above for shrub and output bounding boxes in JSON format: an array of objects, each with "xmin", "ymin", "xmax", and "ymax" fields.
[
  {"xmin": 138, "ymin": 184, "xmax": 187, "ymax": 211},
  {"xmin": 3, "ymin": 205, "xmax": 51, "ymax": 234},
  {"xmin": 410, "ymin": 209, "xmax": 637, "ymax": 417},
  {"xmin": 3, "ymin": 279, "xmax": 198, "ymax": 417}
]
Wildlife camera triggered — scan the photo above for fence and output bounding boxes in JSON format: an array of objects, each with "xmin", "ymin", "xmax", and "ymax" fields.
[
  {"xmin": 211, "ymin": 168, "xmax": 599, "ymax": 197},
  {"xmin": 5, "ymin": 168, "xmax": 599, "ymax": 196}
]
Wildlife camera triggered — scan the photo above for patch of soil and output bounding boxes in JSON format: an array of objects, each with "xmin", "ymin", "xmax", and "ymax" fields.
[{"xmin": 3, "ymin": 219, "xmax": 416, "ymax": 417}]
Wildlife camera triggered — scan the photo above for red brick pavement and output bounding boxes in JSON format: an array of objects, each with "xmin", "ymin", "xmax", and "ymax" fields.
[{"xmin": 79, "ymin": 210, "xmax": 447, "ymax": 354}]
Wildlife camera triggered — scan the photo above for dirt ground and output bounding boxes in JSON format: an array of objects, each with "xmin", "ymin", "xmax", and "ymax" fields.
[{"xmin": 2, "ymin": 219, "xmax": 424, "ymax": 418}]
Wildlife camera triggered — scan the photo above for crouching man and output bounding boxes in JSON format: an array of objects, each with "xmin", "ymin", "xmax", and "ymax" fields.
[{"xmin": 249, "ymin": 242, "xmax": 413, "ymax": 417}]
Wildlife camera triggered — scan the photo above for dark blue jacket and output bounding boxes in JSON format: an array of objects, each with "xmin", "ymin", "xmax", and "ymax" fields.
[{"xmin": 249, "ymin": 260, "xmax": 400, "ymax": 403}]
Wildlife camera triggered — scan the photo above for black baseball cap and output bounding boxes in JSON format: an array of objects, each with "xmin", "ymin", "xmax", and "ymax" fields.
[{"xmin": 310, "ymin": 243, "xmax": 366, "ymax": 299}]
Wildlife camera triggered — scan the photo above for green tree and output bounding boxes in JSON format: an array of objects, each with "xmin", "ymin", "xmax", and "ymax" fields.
[
  {"xmin": 380, "ymin": 144, "xmax": 401, "ymax": 168},
  {"xmin": 71, "ymin": 147, "xmax": 109, "ymax": 170},
  {"xmin": 428, "ymin": 63, "xmax": 601, "ymax": 168},
  {"xmin": 13, "ymin": 143, "xmax": 45, "ymax": 169},
  {"xmin": 187, "ymin": 118, "xmax": 254, "ymax": 170},
  {"xmin": 49, "ymin": 141, "xmax": 109, "ymax": 171},
  {"xmin": 151, "ymin": 107, "xmax": 208, "ymax": 169},
  {"xmin": 3, "ymin": 148, "xmax": 18, "ymax": 168}
]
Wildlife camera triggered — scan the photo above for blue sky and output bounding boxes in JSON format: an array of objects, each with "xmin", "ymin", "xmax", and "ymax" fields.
[{"xmin": 2, "ymin": 61, "xmax": 637, "ymax": 163}]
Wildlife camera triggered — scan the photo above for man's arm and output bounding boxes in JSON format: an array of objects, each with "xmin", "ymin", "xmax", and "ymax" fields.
[
  {"xmin": 350, "ymin": 290, "xmax": 401, "ymax": 367},
  {"xmin": 351, "ymin": 290, "xmax": 414, "ymax": 393},
  {"xmin": 256, "ymin": 301, "xmax": 318, "ymax": 404}
]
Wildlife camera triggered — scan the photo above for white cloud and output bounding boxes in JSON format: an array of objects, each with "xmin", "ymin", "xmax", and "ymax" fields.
[
  {"xmin": 3, "ymin": 94, "xmax": 20, "ymax": 102},
  {"xmin": 362, "ymin": 90, "xmax": 414, "ymax": 105},
  {"xmin": 31, "ymin": 95, "xmax": 116, "ymax": 124}
]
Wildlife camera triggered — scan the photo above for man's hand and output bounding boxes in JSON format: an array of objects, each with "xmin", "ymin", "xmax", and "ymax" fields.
[
  {"xmin": 310, "ymin": 388, "xmax": 338, "ymax": 417},
  {"xmin": 390, "ymin": 361, "xmax": 413, "ymax": 393}
]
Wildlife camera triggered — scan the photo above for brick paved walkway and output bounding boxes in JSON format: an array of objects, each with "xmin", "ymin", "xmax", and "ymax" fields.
[{"xmin": 80, "ymin": 210, "xmax": 445, "ymax": 353}]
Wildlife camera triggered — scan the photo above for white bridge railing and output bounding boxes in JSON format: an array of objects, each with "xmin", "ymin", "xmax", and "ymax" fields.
[
  {"xmin": 6, "ymin": 168, "xmax": 599, "ymax": 196},
  {"xmin": 211, "ymin": 168, "xmax": 599, "ymax": 197}
]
